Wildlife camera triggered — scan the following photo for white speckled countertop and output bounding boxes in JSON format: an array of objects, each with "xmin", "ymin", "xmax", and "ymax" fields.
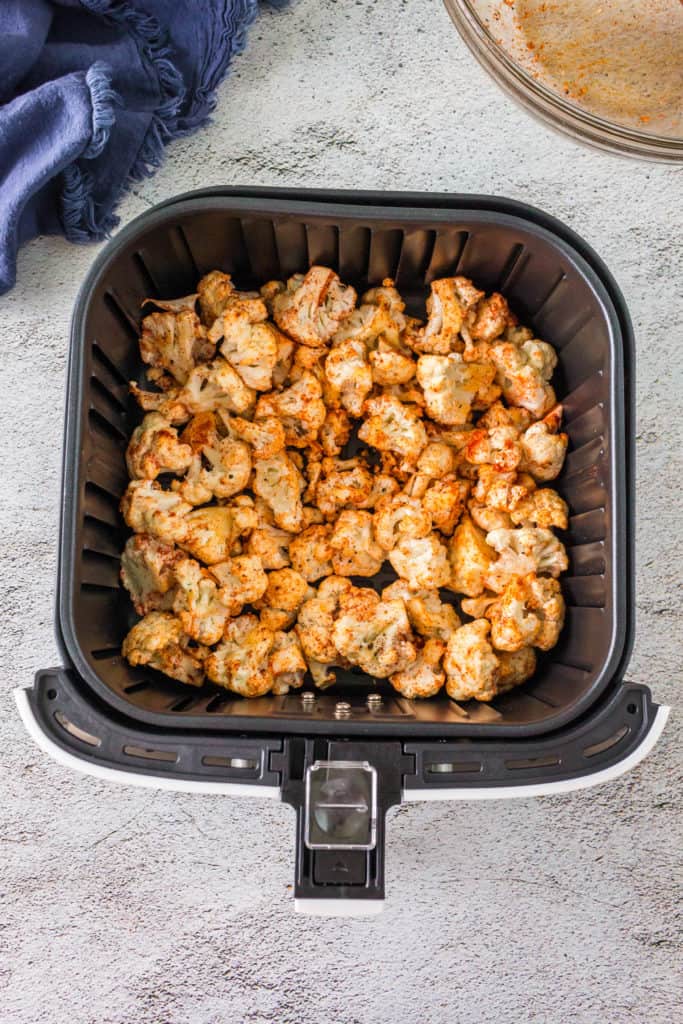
[{"xmin": 2, "ymin": 2, "xmax": 681, "ymax": 1021}]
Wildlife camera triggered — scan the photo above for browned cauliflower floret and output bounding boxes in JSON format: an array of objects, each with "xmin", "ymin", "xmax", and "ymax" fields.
[
  {"xmin": 484, "ymin": 527, "xmax": 569, "ymax": 593},
  {"xmin": 228, "ymin": 414, "xmax": 286, "ymax": 459},
  {"xmin": 447, "ymin": 516, "xmax": 496, "ymax": 597},
  {"xmin": 196, "ymin": 270, "xmax": 259, "ymax": 326},
  {"xmin": 416, "ymin": 441, "xmax": 458, "ymax": 479},
  {"xmin": 120, "ymin": 534, "xmax": 184, "ymax": 615},
  {"xmin": 181, "ymin": 503, "xmax": 257, "ymax": 564},
  {"xmin": 332, "ymin": 588, "xmax": 416, "ymax": 678},
  {"xmin": 413, "ymin": 278, "xmax": 469, "ymax": 354},
  {"xmin": 388, "ymin": 533, "xmax": 451, "ymax": 590},
  {"xmin": 320, "ymin": 408, "xmax": 352, "ymax": 456},
  {"xmin": 489, "ymin": 340, "xmax": 557, "ymax": 418},
  {"xmin": 211, "ymin": 554, "xmax": 268, "ymax": 615},
  {"xmin": 121, "ymin": 480, "xmax": 192, "ymax": 546},
  {"xmin": 358, "ymin": 395, "xmax": 428, "ymax": 462},
  {"xmin": 468, "ymin": 291, "xmax": 514, "ymax": 343},
  {"xmin": 126, "ymin": 413, "xmax": 193, "ymax": 480},
  {"xmin": 464, "ymin": 426, "xmax": 522, "ymax": 472},
  {"xmin": 330, "ymin": 510, "xmax": 386, "ymax": 577},
  {"xmin": 218, "ymin": 318, "xmax": 282, "ymax": 392},
  {"xmin": 465, "ymin": 574, "xmax": 565, "ymax": 652},
  {"xmin": 296, "ymin": 575, "xmax": 353, "ymax": 672},
  {"xmin": 131, "ymin": 358, "xmax": 255, "ymax": 424},
  {"xmin": 172, "ymin": 412, "xmax": 251, "ymax": 503},
  {"xmin": 416, "ymin": 354, "xmax": 498, "ymax": 426},
  {"xmin": 519, "ymin": 406, "xmax": 568, "ymax": 481},
  {"xmin": 252, "ymin": 449, "xmax": 304, "ymax": 533},
  {"xmin": 259, "ymin": 568, "xmax": 311, "ymax": 613},
  {"xmin": 142, "ymin": 293, "xmax": 198, "ymax": 314},
  {"xmin": 245, "ymin": 498, "xmax": 292, "ymax": 570},
  {"xmin": 369, "ymin": 342, "xmax": 416, "ymax": 385},
  {"xmin": 382, "ymin": 580, "xmax": 460, "ymax": 641},
  {"xmin": 171, "ymin": 558, "xmax": 230, "ymax": 645},
  {"xmin": 255, "ymin": 371, "xmax": 326, "ymax": 447},
  {"xmin": 271, "ymin": 267, "xmax": 356, "ymax": 346},
  {"xmin": 477, "ymin": 400, "xmax": 533, "ymax": 433},
  {"xmin": 443, "ymin": 619, "xmax": 536, "ymax": 701},
  {"xmin": 422, "ymin": 476, "xmax": 470, "ymax": 535},
  {"xmin": 205, "ymin": 614, "xmax": 276, "ymax": 696},
  {"xmin": 139, "ymin": 308, "xmax": 211, "ymax": 385},
  {"xmin": 389, "ymin": 638, "xmax": 446, "ymax": 698},
  {"xmin": 510, "ymin": 488, "xmax": 568, "ymax": 530},
  {"xmin": 333, "ymin": 278, "xmax": 406, "ymax": 348},
  {"xmin": 122, "ymin": 611, "xmax": 206, "ymax": 686},
  {"xmin": 289, "ymin": 524, "xmax": 334, "ymax": 581},
  {"xmin": 373, "ymin": 493, "xmax": 432, "ymax": 551},
  {"xmin": 314, "ymin": 458, "xmax": 374, "ymax": 520},
  {"xmin": 269, "ymin": 630, "xmax": 307, "ymax": 693},
  {"xmin": 324, "ymin": 338, "xmax": 373, "ymax": 417}
]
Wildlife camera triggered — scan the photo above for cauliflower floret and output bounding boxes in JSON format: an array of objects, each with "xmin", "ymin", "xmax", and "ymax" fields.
[
  {"xmin": 259, "ymin": 568, "xmax": 311, "ymax": 613},
  {"xmin": 324, "ymin": 338, "xmax": 373, "ymax": 417},
  {"xmin": 358, "ymin": 394, "xmax": 428, "ymax": 462},
  {"xmin": 205, "ymin": 614, "xmax": 276, "ymax": 696},
  {"xmin": 296, "ymin": 575, "xmax": 353, "ymax": 667},
  {"xmin": 181, "ymin": 503, "xmax": 257, "ymax": 565},
  {"xmin": 388, "ymin": 533, "xmax": 451, "ymax": 590},
  {"xmin": 122, "ymin": 612, "xmax": 206, "ymax": 686},
  {"xmin": 390, "ymin": 638, "xmax": 446, "ymax": 698},
  {"xmin": 319, "ymin": 408, "xmax": 352, "ymax": 456},
  {"xmin": 510, "ymin": 488, "xmax": 568, "ymax": 529},
  {"xmin": 289, "ymin": 524, "xmax": 334, "ymax": 581},
  {"xmin": 444, "ymin": 619, "xmax": 536, "ymax": 701},
  {"xmin": 172, "ymin": 412, "xmax": 251, "ymax": 503},
  {"xmin": 330, "ymin": 511, "xmax": 386, "ymax": 577},
  {"xmin": 414, "ymin": 278, "xmax": 467, "ymax": 354},
  {"xmin": 245, "ymin": 499, "xmax": 292, "ymax": 570},
  {"xmin": 369, "ymin": 342, "xmax": 416, "ymax": 385},
  {"xmin": 131, "ymin": 358, "xmax": 255, "ymax": 425},
  {"xmin": 142, "ymin": 293, "xmax": 198, "ymax": 315},
  {"xmin": 469, "ymin": 291, "xmax": 514, "ymax": 343},
  {"xmin": 315, "ymin": 459, "xmax": 375, "ymax": 520},
  {"xmin": 469, "ymin": 574, "xmax": 565, "ymax": 652},
  {"xmin": 252, "ymin": 450, "xmax": 304, "ymax": 532},
  {"xmin": 269, "ymin": 630, "xmax": 307, "ymax": 693},
  {"xmin": 382, "ymin": 580, "xmax": 460, "ymax": 641},
  {"xmin": 140, "ymin": 308, "xmax": 211, "ymax": 385},
  {"xmin": 126, "ymin": 412, "xmax": 193, "ymax": 480},
  {"xmin": 171, "ymin": 558, "xmax": 230, "ymax": 645},
  {"xmin": 519, "ymin": 406, "xmax": 568, "ymax": 481},
  {"xmin": 272, "ymin": 267, "xmax": 356, "ymax": 346},
  {"xmin": 332, "ymin": 588, "xmax": 417, "ymax": 678},
  {"xmin": 421, "ymin": 476, "xmax": 470, "ymax": 536},
  {"xmin": 255, "ymin": 371, "xmax": 326, "ymax": 447},
  {"xmin": 211, "ymin": 555, "xmax": 268, "ymax": 615},
  {"xmin": 333, "ymin": 279, "xmax": 406, "ymax": 348},
  {"xmin": 121, "ymin": 480, "xmax": 192, "ymax": 546},
  {"xmin": 489, "ymin": 340, "xmax": 557, "ymax": 418},
  {"xmin": 471, "ymin": 466, "xmax": 536, "ymax": 512},
  {"xmin": 416, "ymin": 353, "xmax": 497, "ymax": 426},
  {"xmin": 218, "ymin": 317, "xmax": 282, "ymax": 392},
  {"xmin": 196, "ymin": 270, "xmax": 260, "ymax": 326},
  {"xmin": 373, "ymin": 494, "xmax": 432, "ymax": 551},
  {"xmin": 120, "ymin": 534, "xmax": 184, "ymax": 615},
  {"xmin": 464, "ymin": 426, "xmax": 522, "ymax": 472},
  {"xmin": 477, "ymin": 400, "xmax": 533, "ymax": 433},
  {"xmin": 484, "ymin": 527, "xmax": 569, "ymax": 593},
  {"xmin": 416, "ymin": 441, "xmax": 458, "ymax": 479},
  {"xmin": 228, "ymin": 415, "xmax": 286, "ymax": 459},
  {"xmin": 447, "ymin": 516, "xmax": 495, "ymax": 597}
]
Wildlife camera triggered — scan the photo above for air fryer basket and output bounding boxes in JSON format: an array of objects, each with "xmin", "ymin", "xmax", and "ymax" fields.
[
  {"xmin": 20, "ymin": 188, "xmax": 668, "ymax": 911},
  {"xmin": 58, "ymin": 192, "xmax": 631, "ymax": 738}
]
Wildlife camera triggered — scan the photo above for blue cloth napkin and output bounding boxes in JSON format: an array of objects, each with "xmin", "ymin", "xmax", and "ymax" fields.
[{"xmin": 0, "ymin": 0, "xmax": 283, "ymax": 294}]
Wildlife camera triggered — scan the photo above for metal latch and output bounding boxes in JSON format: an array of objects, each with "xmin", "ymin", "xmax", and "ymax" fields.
[{"xmin": 304, "ymin": 760, "xmax": 377, "ymax": 851}]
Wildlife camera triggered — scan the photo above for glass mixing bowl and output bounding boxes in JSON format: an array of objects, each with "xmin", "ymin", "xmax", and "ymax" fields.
[{"xmin": 444, "ymin": 0, "xmax": 683, "ymax": 162}]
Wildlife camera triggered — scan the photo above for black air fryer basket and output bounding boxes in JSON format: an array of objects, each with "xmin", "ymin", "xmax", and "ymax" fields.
[{"xmin": 17, "ymin": 189, "xmax": 668, "ymax": 914}]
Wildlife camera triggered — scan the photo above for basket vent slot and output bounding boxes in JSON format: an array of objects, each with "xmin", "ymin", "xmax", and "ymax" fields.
[
  {"xmin": 123, "ymin": 744, "xmax": 177, "ymax": 763},
  {"xmin": 427, "ymin": 761, "xmax": 482, "ymax": 775},
  {"xmin": 202, "ymin": 755, "xmax": 259, "ymax": 769},
  {"xmin": 505, "ymin": 754, "xmax": 561, "ymax": 770},
  {"xmin": 583, "ymin": 725, "xmax": 629, "ymax": 758},
  {"xmin": 54, "ymin": 712, "xmax": 101, "ymax": 747}
]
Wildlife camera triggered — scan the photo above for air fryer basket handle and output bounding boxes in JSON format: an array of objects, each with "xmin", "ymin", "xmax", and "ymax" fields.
[{"xmin": 277, "ymin": 739, "xmax": 412, "ymax": 912}]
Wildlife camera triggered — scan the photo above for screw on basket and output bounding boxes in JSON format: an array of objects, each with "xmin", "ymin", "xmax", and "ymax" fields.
[
  {"xmin": 301, "ymin": 691, "xmax": 317, "ymax": 708},
  {"xmin": 367, "ymin": 693, "xmax": 383, "ymax": 710},
  {"xmin": 334, "ymin": 701, "xmax": 352, "ymax": 720}
]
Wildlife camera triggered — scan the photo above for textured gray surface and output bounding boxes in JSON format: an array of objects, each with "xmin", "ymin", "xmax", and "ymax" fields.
[{"xmin": 1, "ymin": 2, "xmax": 682, "ymax": 1022}]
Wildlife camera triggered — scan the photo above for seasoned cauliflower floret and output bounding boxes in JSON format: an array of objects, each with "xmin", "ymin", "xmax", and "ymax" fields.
[
  {"xmin": 173, "ymin": 412, "xmax": 251, "ymax": 503},
  {"xmin": 416, "ymin": 441, "xmax": 458, "ymax": 479},
  {"xmin": 289, "ymin": 524, "xmax": 334, "ymax": 581},
  {"xmin": 464, "ymin": 425, "xmax": 522, "ymax": 472},
  {"xmin": 255, "ymin": 371, "xmax": 326, "ymax": 447},
  {"xmin": 259, "ymin": 568, "xmax": 311, "ymax": 613},
  {"xmin": 358, "ymin": 394, "xmax": 428, "ymax": 462},
  {"xmin": 519, "ymin": 406, "xmax": 568, "ymax": 482},
  {"xmin": 489, "ymin": 340, "xmax": 557, "ymax": 418},
  {"xmin": 121, "ymin": 480, "xmax": 192, "ymax": 546},
  {"xmin": 417, "ymin": 353, "xmax": 498, "ymax": 426},
  {"xmin": 171, "ymin": 558, "xmax": 230, "ymax": 645},
  {"xmin": 296, "ymin": 575, "xmax": 353, "ymax": 669},
  {"xmin": 126, "ymin": 413, "xmax": 193, "ymax": 480},
  {"xmin": 510, "ymin": 488, "xmax": 568, "ymax": 529},
  {"xmin": 140, "ymin": 308, "xmax": 211, "ymax": 385},
  {"xmin": 324, "ymin": 338, "xmax": 373, "ymax": 416},
  {"xmin": 228, "ymin": 414, "xmax": 286, "ymax": 459},
  {"xmin": 469, "ymin": 291, "xmax": 514, "ymax": 343},
  {"xmin": 253, "ymin": 450, "xmax": 304, "ymax": 533},
  {"xmin": 382, "ymin": 580, "xmax": 460, "ymax": 641},
  {"xmin": 464, "ymin": 574, "xmax": 565, "ymax": 652},
  {"xmin": 369, "ymin": 342, "xmax": 416, "ymax": 385},
  {"xmin": 320, "ymin": 408, "xmax": 352, "ymax": 456},
  {"xmin": 333, "ymin": 279, "xmax": 405, "ymax": 348},
  {"xmin": 388, "ymin": 532, "xmax": 451, "ymax": 590},
  {"xmin": 181, "ymin": 503, "xmax": 257, "ymax": 565},
  {"xmin": 330, "ymin": 510, "xmax": 386, "ymax": 577},
  {"xmin": 196, "ymin": 270, "xmax": 259, "ymax": 326},
  {"xmin": 218, "ymin": 315, "xmax": 282, "ymax": 392},
  {"xmin": 205, "ymin": 614, "xmax": 276, "ymax": 696},
  {"xmin": 422, "ymin": 476, "xmax": 470, "ymax": 535},
  {"xmin": 131, "ymin": 358, "xmax": 255, "ymax": 424},
  {"xmin": 271, "ymin": 267, "xmax": 356, "ymax": 346},
  {"xmin": 373, "ymin": 493, "xmax": 432, "ymax": 551},
  {"xmin": 120, "ymin": 534, "xmax": 184, "ymax": 615},
  {"xmin": 444, "ymin": 619, "xmax": 536, "ymax": 702},
  {"xmin": 211, "ymin": 554, "xmax": 268, "ymax": 614},
  {"xmin": 333, "ymin": 588, "xmax": 417, "ymax": 678},
  {"xmin": 390, "ymin": 638, "xmax": 446, "ymax": 698},
  {"xmin": 484, "ymin": 527, "xmax": 569, "ymax": 593},
  {"xmin": 269, "ymin": 630, "xmax": 308, "ymax": 693},
  {"xmin": 245, "ymin": 499, "xmax": 292, "ymax": 570},
  {"xmin": 415, "ymin": 278, "xmax": 467, "ymax": 354},
  {"xmin": 122, "ymin": 612, "xmax": 206, "ymax": 686},
  {"xmin": 447, "ymin": 516, "xmax": 495, "ymax": 597},
  {"xmin": 315, "ymin": 459, "xmax": 375, "ymax": 520}
]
